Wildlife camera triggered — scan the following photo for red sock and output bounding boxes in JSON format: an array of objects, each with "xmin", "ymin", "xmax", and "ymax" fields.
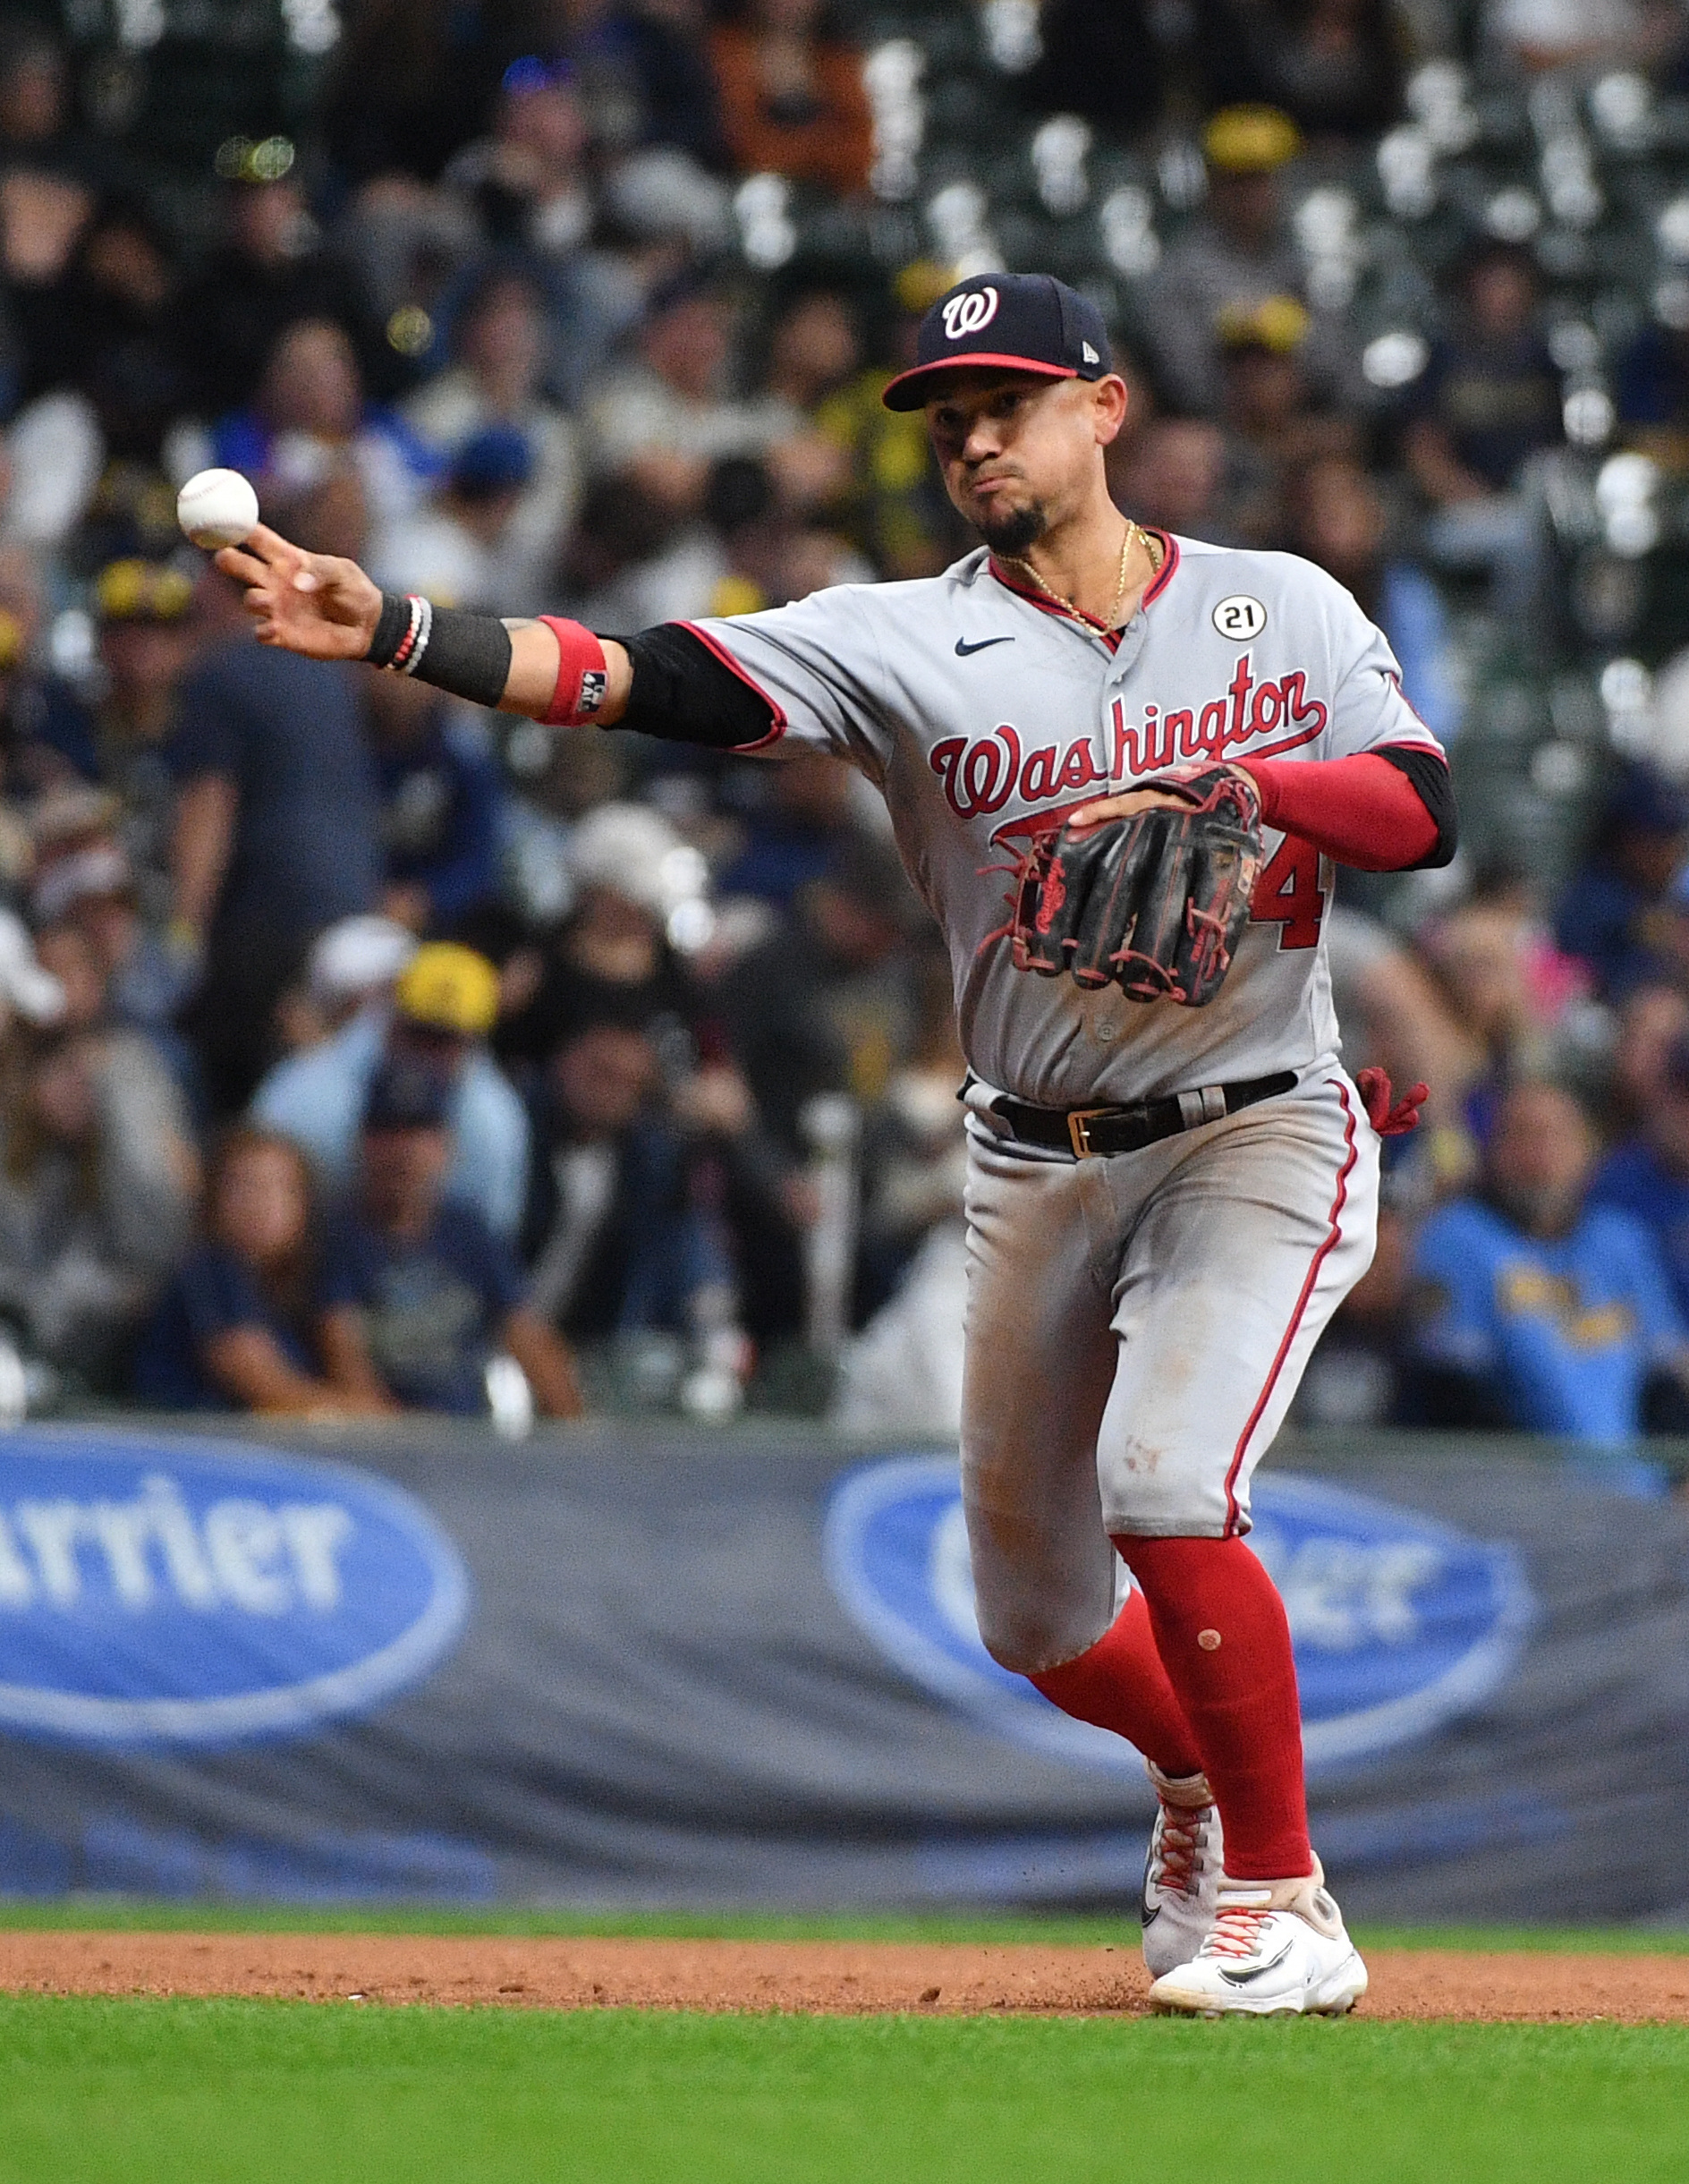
[
  {"xmin": 1113, "ymin": 1534, "xmax": 1312, "ymax": 1881},
  {"xmin": 1028, "ymin": 1589, "xmax": 1203, "ymax": 1780}
]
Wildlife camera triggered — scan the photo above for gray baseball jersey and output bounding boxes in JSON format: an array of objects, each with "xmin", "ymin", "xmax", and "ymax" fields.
[{"xmin": 691, "ymin": 533, "xmax": 1443, "ymax": 1109}]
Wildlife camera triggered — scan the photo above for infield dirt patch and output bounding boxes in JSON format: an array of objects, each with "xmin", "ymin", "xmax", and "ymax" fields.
[{"xmin": 0, "ymin": 1933, "xmax": 1685, "ymax": 2022}]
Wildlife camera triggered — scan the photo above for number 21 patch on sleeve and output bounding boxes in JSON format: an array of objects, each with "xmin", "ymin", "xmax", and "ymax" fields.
[{"xmin": 1212, "ymin": 596, "xmax": 1269, "ymax": 640}]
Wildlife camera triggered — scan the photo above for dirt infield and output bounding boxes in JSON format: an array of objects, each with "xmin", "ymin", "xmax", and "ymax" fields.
[{"xmin": 1, "ymin": 1933, "xmax": 1686, "ymax": 2022}]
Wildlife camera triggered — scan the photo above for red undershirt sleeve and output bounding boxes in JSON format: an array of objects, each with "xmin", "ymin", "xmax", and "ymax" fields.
[{"xmin": 1234, "ymin": 752, "xmax": 1441, "ymax": 873}]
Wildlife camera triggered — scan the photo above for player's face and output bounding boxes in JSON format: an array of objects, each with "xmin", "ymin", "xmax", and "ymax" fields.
[{"xmin": 925, "ymin": 372, "xmax": 1125, "ymax": 552}]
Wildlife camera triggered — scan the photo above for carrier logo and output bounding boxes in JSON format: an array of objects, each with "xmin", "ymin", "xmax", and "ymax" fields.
[
  {"xmin": 0, "ymin": 1429, "xmax": 470, "ymax": 1746},
  {"xmin": 824, "ymin": 1457, "xmax": 1532, "ymax": 1775},
  {"xmin": 942, "ymin": 286, "xmax": 999, "ymax": 341}
]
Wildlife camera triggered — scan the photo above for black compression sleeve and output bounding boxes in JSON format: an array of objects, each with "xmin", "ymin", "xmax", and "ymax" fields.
[
  {"xmin": 364, "ymin": 591, "xmax": 513, "ymax": 707},
  {"xmin": 1378, "ymin": 747, "xmax": 1458, "ymax": 870},
  {"xmin": 616, "ymin": 625, "xmax": 779, "ymax": 749}
]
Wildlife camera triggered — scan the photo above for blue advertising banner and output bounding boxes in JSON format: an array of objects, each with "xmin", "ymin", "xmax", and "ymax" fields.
[{"xmin": 0, "ymin": 1420, "xmax": 1681, "ymax": 1923}]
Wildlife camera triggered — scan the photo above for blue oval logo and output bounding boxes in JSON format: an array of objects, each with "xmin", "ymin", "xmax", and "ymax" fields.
[
  {"xmin": 0, "ymin": 1428, "xmax": 470, "ymax": 1746},
  {"xmin": 824, "ymin": 1456, "xmax": 1532, "ymax": 1775}
]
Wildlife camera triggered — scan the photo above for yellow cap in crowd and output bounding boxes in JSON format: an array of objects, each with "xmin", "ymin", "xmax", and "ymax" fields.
[
  {"xmin": 395, "ymin": 943, "xmax": 500, "ymax": 1037},
  {"xmin": 1216, "ymin": 294, "xmax": 1311, "ymax": 354},
  {"xmin": 1203, "ymin": 106, "xmax": 1303, "ymax": 174},
  {"xmin": 96, "ymin": 558, "xmax": 195, "ymax": 625}
]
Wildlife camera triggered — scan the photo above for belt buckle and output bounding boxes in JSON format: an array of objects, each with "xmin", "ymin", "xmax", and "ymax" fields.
[{"xmin": 1066, "ymin": 1107, "xmax": 1111, "ymax": 1159}]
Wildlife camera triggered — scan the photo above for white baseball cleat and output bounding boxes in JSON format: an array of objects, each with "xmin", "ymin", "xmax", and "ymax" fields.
[
  {"xmin": 1146, "ymin": 1861, "xmax": 1367, "ymax": 2018},
  {"xmin": 1140, "ymin": 1763, "xmax": 1224, "ymax": 1979}
]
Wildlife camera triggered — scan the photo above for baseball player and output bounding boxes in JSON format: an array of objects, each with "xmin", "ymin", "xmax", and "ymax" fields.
[{"xmin": 218, "ymin": 271, "xmax": 1455, "ymax": 2017}]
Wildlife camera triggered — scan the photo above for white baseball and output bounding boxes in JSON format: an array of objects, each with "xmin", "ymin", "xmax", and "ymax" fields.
[{"xmin": 176, "ymin": 468, "xmax": 260, "ymax": 550}]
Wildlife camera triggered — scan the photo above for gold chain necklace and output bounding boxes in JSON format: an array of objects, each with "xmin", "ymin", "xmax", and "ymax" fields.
[{"xmin": 1006, "ymin": 519, "xmax": 1163, "ymax": 629}]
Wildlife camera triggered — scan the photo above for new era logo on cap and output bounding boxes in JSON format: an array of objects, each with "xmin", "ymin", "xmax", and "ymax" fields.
[{"xmin": 882, "ymin": 272, "xmax": 1115, "ymax": 410}]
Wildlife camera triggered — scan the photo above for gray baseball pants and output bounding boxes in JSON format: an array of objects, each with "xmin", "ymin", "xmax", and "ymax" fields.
[{"xmin": 959, "ymin": 1069, "xmax": 1379, "ymax": 1675}]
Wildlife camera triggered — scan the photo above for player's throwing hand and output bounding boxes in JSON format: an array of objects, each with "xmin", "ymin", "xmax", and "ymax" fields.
[{"xmin": 213, "ymin": 525, "xmax": 383, "ymax": 660}]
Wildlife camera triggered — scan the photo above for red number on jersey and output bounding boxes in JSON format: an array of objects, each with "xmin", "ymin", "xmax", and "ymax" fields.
[{"xmin": 1251, "ymin": 837, "xmax": 1325, "ymax": 950}]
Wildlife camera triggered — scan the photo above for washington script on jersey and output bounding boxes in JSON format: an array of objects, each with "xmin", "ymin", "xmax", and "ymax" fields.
[
  {"xmin": 929, "ymin": 651, "xmax": 1331, "ymax": 827},
  {"xmin": 824, "ymin": 1456, "xmax": 1533, "ymax": 1779},
  {"xmin": 0, "ymin": 1428, "xmax": 470, "ymax": 1746}
]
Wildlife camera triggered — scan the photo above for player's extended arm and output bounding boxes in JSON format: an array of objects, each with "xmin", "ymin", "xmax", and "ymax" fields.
[
  {"xmin": 1233, "ymin": 751, "xmax": 1455, "ymax": 872},
  {"xmin": 214, "ymin": 525, "xmax": 633, "ymax": 719},
  {"xmin": 213, "ymin": 527, "xmax": 778, "ymax": 747},
  {"xmin": 1069, "ymin": 751, "xmax": 1456, "ymax": 874}
]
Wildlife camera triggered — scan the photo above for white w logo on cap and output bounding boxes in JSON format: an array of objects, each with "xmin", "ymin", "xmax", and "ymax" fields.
[{"xmin": 940, "ymin": 286, "xmax": 999, "ymax": 341}]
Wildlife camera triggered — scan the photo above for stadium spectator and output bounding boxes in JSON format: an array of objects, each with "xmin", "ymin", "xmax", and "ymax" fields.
[
  {"xmin": 1113, "ymin": 418, "xmax": 1227, "ymax": 541},
  {"xmin": 1143, "ymin": 106, "xmax": 1354, "ymax": 415},
  {"xmin": 362, "ymin": 667, "xmax": 505, "ymax": 932},
  {"xmin": 1210, "ymin": 294, "xmax": 1355, "ymax": 549},
  {"xmin": 166, "ymin": 612, "xmax": 384, "ymax": 1114},
  {"xmin": 321, "ymin": 0, "xmax": 519, "ymax": 185},
  {"xmin": 0, "ymin": 31, "xmax": 99, "ymax": 334},
  {"xmin": 0, "ymin": 1016, "xmax": 195, "ymax": 1389},
  {"xmin": 1246, "ymin": 0, "xmax": 1402, "ymax": 142},
  {"xmin": 252, "ymin": 939, "xmax": 530, "ymax": 1243},
  {"xmin": 1288, "ymin": 455, "xmax": 1463, "ymax": 750},
  {"xmin": 0, "ymin": 30, "xmax": 111, "ymax": 197},
  {"xmin": 370, "ymin": 423, "xmax": 537, "ymax": 611},
  {"xmin": 717, "ymin": 747, "xmax": 862, "ymax": 914},
  {"xmin": 442, "ymin": 55, "xmax": 596, "ymax": 261},
  {"xmin": 0, "ymin": 906, "xmax": 66, "ymax": 1039},
  {"xmin": 1017, "ymin": 0, "xmax": 1169, "ymax": 141},
  {"xmin": 400, "ymin": 267, "xmax": 583, "ymax": 605},
  {"xmin": 1555, "ymin": 764, "xmax": 1689, "ymax": 1002},
  {"xmin": 1401, "ymin": 242, "xmax": 1560, "ymax": 612},
  {"xmin": 1590, "ymin": 1032, "xmax": 1689, "ymax": 1321},
  {"xmin": 709, "ymin": 0, "xmax": 872, "ymax": 196},
  {"xmin": 211, "ymin": 317, "xmax": 437, "ymax": 539},
  {"xmin": 494, "ymin": 800, "xmax": 696, "ymax": 1067},
  {"xmin": 1406, "ymin": 1079, "xmax": 1689, "ymax": 1438},
  {"xmin": 10, "ymin": 196, "xmax": 186, "ymax": 448},
  {"xmin": 174, "ymin": 160, "xmax": 386, "ymax": 420},
  {"xmin": 522, "ymin": 1012, "xmax": 741, "ymax": 1343},
  {"xmin": 753, "ymin": 284, "xmax": 862, "ymax": 511},
  {"xmin": 0, "ymin": 543, "xmax": 85, "ymax": 803},
  {"xmin": 585, "ymin": 275, "xmax": 801, "ymax": 514},
  {"xmin": 64, "ymin": 557, "xmax": 206, "ymax": 899},
  {"xmin": 717, "ymin": 829, "xmax": 928, "ymax": 1157},
  {"xmin": 1422, "ymin": 873, "xmax": 1592, "ymax": 1150},
  {"xmin": 1615, "ymin": 305, "xmax": 1689, "ymax": 451},
  {"xmin": 1607, "ymin": 983, "xmax": 1689, "ymax": 1134},
  {"xmin": 132, "ymin": 1126, "xmax": 383, "ymax": 1415},
  {"xmin": 564, "ymin": 3, "xmax": 728, "ymax": 167},
  {"xmin": 1486, "ymin": 0, "xmax": 1658, "ymax": 74},
  {"xmin": 316, "ymin": 1055, "xmax": 582, "ymax": 1417},
  {"xmin": 271, "ymin": 913, "xmax": 419, "ymax": 1058}
]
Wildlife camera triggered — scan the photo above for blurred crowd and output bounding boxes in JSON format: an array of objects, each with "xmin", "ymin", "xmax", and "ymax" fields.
[{"xmin": 4, "ymin": 0, "xmax": 1689, "ymax": 1443}]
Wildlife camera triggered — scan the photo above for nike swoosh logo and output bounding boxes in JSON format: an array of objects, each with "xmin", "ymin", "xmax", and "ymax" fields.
[
  {"xmin": 1218, "ymin": 1943, "xmax": 1294, "ymax": 1988},
  {"xmin": 955, "ymin": 636, "xmax": 1015, "ymax": 656}
]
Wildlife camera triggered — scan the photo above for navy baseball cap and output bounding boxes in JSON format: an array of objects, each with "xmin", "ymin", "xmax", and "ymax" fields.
[
  {"xmin": 881, "ymin": 272, "xmax": 1113, "ymax": 411},
  {"xmin": 363, "ymin": 1058, "xmax": 453, "ymax": 1134},
  {"xmin": 452, "ymin": 424, "xmax": 534, "ymax": 498}
]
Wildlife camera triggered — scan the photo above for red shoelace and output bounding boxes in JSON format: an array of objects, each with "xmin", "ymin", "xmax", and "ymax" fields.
[
  {"xmin": 1154, "ymin": 1803, "xmax": 1210, "ymax": 1899},
  {"xmin": 1201, "ymin": 1901, "xmax": 1277, "ymax": 1959}
]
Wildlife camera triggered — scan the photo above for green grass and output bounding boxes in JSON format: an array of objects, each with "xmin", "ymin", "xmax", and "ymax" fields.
[
  {"xmin": 0, "ymin": 1897, "xmax": 1685, "ymax": 1952},
  {"xmin": 0, "ymin": 1997, "xmax": 1685, "ymax": 2184}
]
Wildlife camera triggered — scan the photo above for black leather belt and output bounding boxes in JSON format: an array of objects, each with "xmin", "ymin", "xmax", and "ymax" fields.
[{"xmin": 992, "ymin": 1071, "xmax": 1298, "ymax": 1160}]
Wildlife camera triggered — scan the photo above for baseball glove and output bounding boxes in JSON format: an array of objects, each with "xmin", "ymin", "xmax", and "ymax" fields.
[{"xmin": 1008, "ymin": 764, "xmax": 1264, "ymax": 1006}]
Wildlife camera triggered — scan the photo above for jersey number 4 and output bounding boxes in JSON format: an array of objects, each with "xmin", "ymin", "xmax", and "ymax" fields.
[{"xmin": 1250, "ymin": 837, "xmax": 1325, "ymax": 950}]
